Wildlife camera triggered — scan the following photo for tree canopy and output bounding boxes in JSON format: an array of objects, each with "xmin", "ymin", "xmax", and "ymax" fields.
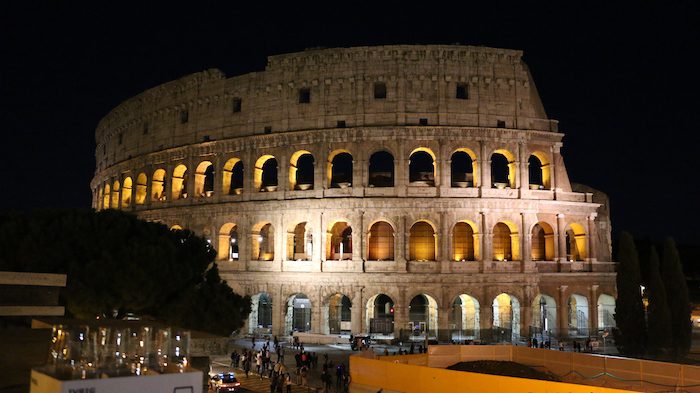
[
  {"xmin": 0, "ymin": 209, "xmax": 250, "ymax": 336},
  {"xmin": 614, "ymin": 231, "xmax": 646, "ymax": 356}
]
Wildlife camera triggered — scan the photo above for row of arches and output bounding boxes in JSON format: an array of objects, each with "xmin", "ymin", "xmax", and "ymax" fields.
[
  {"xmin": 248, "ymin": 291, "xmax": 616, "ymax": 339},
  {"xmin": 98, "ymin": 147, "xmax": 552, "ymax": 209},
  {"xmin": 214, "ymin": 218, "xmax": 588, "ymax": 262}
]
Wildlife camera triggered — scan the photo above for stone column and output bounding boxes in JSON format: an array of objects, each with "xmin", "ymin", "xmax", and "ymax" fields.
[
  {"xmin": 587, "ymin": 213, "xmax": 598, "ymax": 263},
  {"xmin": 271, "ymin": 285, "xmax": 284, "ymax": 336},
  {"xmin": 480, "ymin": 142, "xmax": 491, "ymax": 190},
  {"xmin": 311, "ymin": 290, "xmax": 322, "ymax": 334},
  {"xmin": 518, "ymin": 142, "xmax": 528, "ymax": 192},
  {"xmin": 352, "ymin": 288, "xmax": 364, "ymax": 334},
  {"xmin": 589, "ymin": 285, "xmax": 599, "ymax": 334},
  {"xmin": 558, "ymin": 285, "xmax": 569, "ymax": 338},
  {"xmin": 557, "ymin": 214, "xmax": 567, "ymax": 263},
  {"xmin": 393, "ymin": 287, "xmax": 408, "ymax": 339},
  {"xmin": 521, "ymin": 212, "xmax": 531, "ymax": 266},
  {"xmin": 352, "ymin": 211, "xmax": 363, "ymax": 269}
]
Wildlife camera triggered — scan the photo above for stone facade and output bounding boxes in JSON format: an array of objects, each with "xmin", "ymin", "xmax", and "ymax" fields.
[{"xmin": 91, "ymin": 45, "xmax": 616, "ymax": 342}]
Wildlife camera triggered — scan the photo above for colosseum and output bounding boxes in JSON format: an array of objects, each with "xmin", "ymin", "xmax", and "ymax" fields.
[{"xmin": 91, "ymin": 45, "xmax": 616, "ymax": 343}]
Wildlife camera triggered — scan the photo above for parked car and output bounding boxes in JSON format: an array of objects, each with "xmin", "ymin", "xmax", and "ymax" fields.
[{"xmin": 210, "ymin": 373, "xmax": 241, "ymax": 393}]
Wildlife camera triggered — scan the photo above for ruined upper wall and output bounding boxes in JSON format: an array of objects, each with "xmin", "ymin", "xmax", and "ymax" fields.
[{"xmin": 95, "ymin": 45, "xmax": 557, "ymax": 172}]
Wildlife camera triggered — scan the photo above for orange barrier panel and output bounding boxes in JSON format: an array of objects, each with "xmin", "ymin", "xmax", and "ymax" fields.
[{"xmin": 350, "ymin": 354, "xmax": 634, "ymax": 393}]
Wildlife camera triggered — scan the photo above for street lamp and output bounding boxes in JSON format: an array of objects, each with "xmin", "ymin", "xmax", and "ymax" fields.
[{"xmin": 540, "ymin": 296, "xmax": 547, "ymax": 344}]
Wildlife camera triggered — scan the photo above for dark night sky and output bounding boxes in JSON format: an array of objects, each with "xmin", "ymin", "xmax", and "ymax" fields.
[{"xmin": 1, "ymin": 3, "xmax": 698, "ymax": 245}]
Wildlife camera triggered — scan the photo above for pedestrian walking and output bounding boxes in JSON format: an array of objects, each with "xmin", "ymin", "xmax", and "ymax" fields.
[{"xmin": 284, "ymin": 372, "xmax": 293, "ymax": 393}]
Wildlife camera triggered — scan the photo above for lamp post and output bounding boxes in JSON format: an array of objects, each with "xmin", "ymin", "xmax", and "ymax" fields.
[{"xmin": 540, "ymin": 296, "xmax": 547, "ymax": 344}]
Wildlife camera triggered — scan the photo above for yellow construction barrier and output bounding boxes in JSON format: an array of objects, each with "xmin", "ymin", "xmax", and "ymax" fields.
[{"xmin": 351, "ymin": 345, "xmax": 700, "ymax": 392}]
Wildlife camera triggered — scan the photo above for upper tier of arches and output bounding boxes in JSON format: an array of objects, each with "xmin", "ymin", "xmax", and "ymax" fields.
[{"xmin": 95, "ymin": 45, "xmax": 559, "ymax": 172}]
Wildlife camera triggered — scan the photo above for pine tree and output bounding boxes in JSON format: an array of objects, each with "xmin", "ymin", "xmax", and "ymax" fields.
[
  {"xmin": 645, "ymin": 246, "xmax": 672, "ymax": 357},
  {"xmin": 661, "ymin": 237, "xmax": 691, "ymax": 360},
  {"xmin": 613, "ymin": 231, "xmax": 646, "ymax": 356}
]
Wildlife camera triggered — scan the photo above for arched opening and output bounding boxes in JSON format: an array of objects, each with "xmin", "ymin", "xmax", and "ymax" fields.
[
  {"xmin": 531, "ymin": 294, "xmax": 557, "ymax": 336},
  {"xmin": 566, "ymin": 223, "xmax": 587, "ymax": 261},
  {"xmin": 366, "ymin": 294, "xmax": 394, "ymax": 336},
  {"xmin": 531, "ymin": 222, "xmax": 555, "ymax": 261},
  {"xmin": 97, "ymin": 187, "xmax": 103, "ymax": 210},
  {"xmin": 327, "ymin": 222, "xmax": 352, "ymax": 260},
  {"xmin": 254, "ymin": 156, "xmax": 278, "ymax": 192},
  {"xmin": 285, "ymin": 294, "xmax": 311, "ymax": 334},
  {"xmin": 367, "ymin": 221, "xmax": 394, "ymax": 261},
  {"xmin": 326, "ymin": 294, "xmax": 352, "ymax": 335},
  {"xmin": 451, "ymin": 149, "xmax": 477, "ymax": 188},
  {"xmin": 135, "ymin": 173, "xmax": 147, "ymax": 205},
  {"xmin": 217, "ymin": 223, "xmax": 239, "ymax": 261},
  {"xmin": 598, "ymin": 294, "xmax": 616, "ymax": 330},
  {"xmin": 121, "ymin": 177, "xmax": 133, "ymax": 208},
  {"xmin": 222, "ymin": 158, "xmax": 244, "ymax": 195},
  {"xmin": 368, "ymin": 151, "xmax": 394, "ymax": 187},
  {"xmin": 252, "ymin": 222, "xmax": 274, "ymax": 261},
  {"xmin": 328, "ymin": 150, "xmax": 353, "ymax": 188},
  {"xmin": 493, "ymin": 222, "xmax": 519, "ymax": 261},
  {"xmin": 171, "ymin": 164, "xmax": 188, "ymax": 200},
  {"xmin": 409, "ymin": 221, "xmax": 436, "ymax": 261},
  {"xmin": 409, "ymin": 149, "xmax": 435, "ymax": 186},
  {"xmin": 103, "ymin": 183, "xmax": 111, "ymax": 209},
  {"xmin": 492, "ymin": 293, "xmax": 521, "ymax": 342},
  {"xmin": 408, "ymin": 294, "xmax": 438, "ymax": 338},
  {"xmin": 111, "ymin": 180, "xmax": 120, "ymax": 209},
  {"xmin": 453, "ymin": 221, "xmax": 478, "ymax": 261},
  {"xmin": 170, "ymin": 225, "xmax": 183, "ymax": 231},
  {"xmin": 568, "ymin": 294, "xmax": 589, "ymax": 336},
  {"xmin": 491, "ymin": 149, "xmax": 515, "ymax": 189},
  {"xmin": 288, "ymin": 222, "xmax": 312, "ymax": 261},
  {"xmin": 290, "ymin": 151, "xmax": 315, "ymax": 190},
  {"xmin": 194, "ymin": 161, "xmax": 214, "ymax": 197},
  {"xmin": 151, "ymin": 169, "xmax": 167, "ymax": 202},
  {"xmin": 249, "ymin": 293, "xmax": 272, "ymax": 334},
  {"xmin": 451, "ymin": 294, "xmax": 480, "ymax": 341},
  {"xmin": 528, "ymin": 152, "xmax": 551, "ymax": 189}
]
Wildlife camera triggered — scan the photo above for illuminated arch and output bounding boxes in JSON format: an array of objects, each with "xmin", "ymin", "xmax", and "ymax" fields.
[
  {"xmin": 366, "ymin": 293, "xmax": 395, "ymax": 335},
  {"xmin": 451, "ymin": 294, "xmax": 480, "ymax": 340},
  {"xmin": 409, "ymin": 220, "xmax": 436, "ymax": 261},
  {"xmin": 287, "ymin": 221, "xmax": 312, "ymax": 260},
  {"xmin": 531, "ymin": 221, "xmax": 555, "ymax": 261},
  {"xmin": 121, "ymin": 177, "xmax": 133, "ymax": 208},
  {"xmin": 598, "ymin": 294, "xmax": 616, "ymax": 329},
  {"xmin": 151, "ymin": 169, "xmax": 167, "ymax": 202},
  {"xmin": 249, "ymin": 292, "xmax": 272, "ymax": 334},
  {"xmin": 367, "ymin": 221, "xmax": 394, "ymax": 261},
  {"xmin": 409, "ymin": 294, "xmax": 439, "ymax": 337},
  {"xmin": 102, "ymin": 183, "xmax": 111, "ymax": 209},
  {"xmin": 568, "ymin": 293, "xmax": 589, "ymax": 336},
  {"xmin": 327, "ymin": 221, "xmax": 352, "ymax": 260},
  {"xmin": 492, "ymin": 293, "xmax": 521, "ymax": 341},
  {"xmin": 327, "ymin": 149, "xmax": 353, "ymax": 188},
  {"xmin": 324, "ymin": 293, "xmax": 352, "ymax": 334},
  {"xmin": 528, "ymin": 151, "xmax": 551, "ymax": 189},
  {"xmin": 285, "ymin": 293, "xmax": 311, "ymax": 333},
  {"xmin": 368, "ymin": 150, "xmax": 394, "ymax": 187},
  {"xmin": 135, "ymin": 173, "xmax": 147, "ymax": 205},
  {"xmin": 111, "ymin": 180, "xmax": 120, "ymax": 209},
  {"xmin": 251, "ymin": 222, "xmax": 274, "ymax": 261},
  {"xmin": 170, "ymin": 224, "xmax": 183, "ymax": 231},
  {"xmin": 171, "ymin": 164, "xmax": 188, "ymax": 200},
  {"xmin": 492, "ymin": 221, "xmax": 520, "ymax": 261},
  {"xmin": 451, "ymin": 148, "xmax": 478, "ymax": 187},
  {"xmin": 409, "ymin": 147, "xmax": 436, "ymax": 186},
  {"xmin": 194, "ymin": 161, "xmax": 214, "ymax": 197},
  {"xmin": 491, "ymin": 149, "xmax": 516, "ymax": 188},
  {"xmin": 217, "ymin": 223, "xmax": 239, "ymax": 261},
  {"xmin": 531, "ymin": 294, "xmax": 557, "ymax": 331},
  {"xmin": 222, "ymin": 157, "xmax": 244, "ymax": 195},
  {"xmin": 289, "ymin": 150, "xmax": 315, "ymax": 190},
  {"xmin": 566, "ymin": 223, "xmax": 587, "ymax": 261},
  {"xmin": 254, "ymin": 155, "xmax": 278, "ymax": 192},
  {"xmin": 453, "ymin": 221, "xmax": 479, "ymax": 261}
]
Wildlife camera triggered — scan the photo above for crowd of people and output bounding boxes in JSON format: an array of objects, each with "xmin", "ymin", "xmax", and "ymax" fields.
[{"xmin": 228, "ymin": 335, "xmax": 350, "ymax": 393}]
